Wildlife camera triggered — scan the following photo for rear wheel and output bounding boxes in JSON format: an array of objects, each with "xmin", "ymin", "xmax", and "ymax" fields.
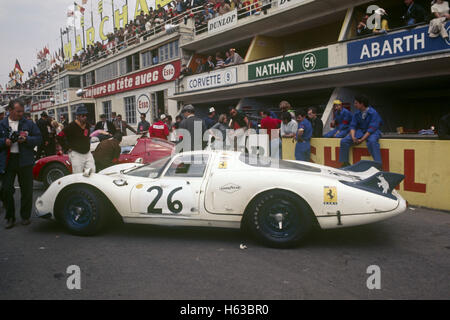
[
  {"xmin": 42, "ymin": 163, "xmax": 69, "ymax": 189},
  {"xmin": 246, "ymin": 191, "xmax": 315, "ymax": 248},
  {"xmin": 57, "ymin": 187, "xmax": 108, "ymax": 236}
]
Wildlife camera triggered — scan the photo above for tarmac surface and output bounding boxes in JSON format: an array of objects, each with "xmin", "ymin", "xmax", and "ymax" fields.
[{"xmin": 0, "ymin": 183, "xmax": 449, "ymax": 300}]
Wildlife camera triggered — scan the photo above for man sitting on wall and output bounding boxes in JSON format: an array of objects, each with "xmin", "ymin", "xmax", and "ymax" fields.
[
  {"xmin": 339, "ymin": 95, "xmax": 383, "ymax": 167},
  {"xmin": 324, "ymin": 100, "xmax": 353, "ymax": 138}
]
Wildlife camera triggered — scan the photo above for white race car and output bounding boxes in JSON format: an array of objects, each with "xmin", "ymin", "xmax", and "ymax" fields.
[{"xmin": 35, "ymin": 151, "xmax": 407, "ymax": 247}]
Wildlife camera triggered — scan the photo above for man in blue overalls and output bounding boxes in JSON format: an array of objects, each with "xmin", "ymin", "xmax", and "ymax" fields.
[
  {"xmin": 339, "ymin": 95, "xmax": 383, "ymax": 167},
  {"xmin": 324, "ymin": 100, "xmax": 353, "ymax": 138},
  {"xmin": 294, "ymin": 109, "xmax": 313, "ymax": 162}
]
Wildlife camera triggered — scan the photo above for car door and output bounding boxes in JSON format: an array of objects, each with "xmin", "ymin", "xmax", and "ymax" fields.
[{"xmin": 129, "ymin": 154, "xmax": 210, "ymax": 217}]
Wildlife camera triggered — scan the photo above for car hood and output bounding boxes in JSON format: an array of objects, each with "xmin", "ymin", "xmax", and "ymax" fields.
[{"xmin": 98, "ymin": 163, "xmax": 145, "ymax": 175}]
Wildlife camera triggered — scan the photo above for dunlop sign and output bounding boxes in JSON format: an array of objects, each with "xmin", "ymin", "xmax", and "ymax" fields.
[
  {"xmin": 248, "ymin": 48, "xmax": 328, "ymax": 81},
  {"xmin": 208, "ymin": 9, "xmax": 237, "ymax": 34}
]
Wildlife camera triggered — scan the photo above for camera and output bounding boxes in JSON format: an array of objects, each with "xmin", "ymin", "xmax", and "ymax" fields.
[{"xmin": 8, "ymin": 130, "xmax": 20, "ymax": 143}]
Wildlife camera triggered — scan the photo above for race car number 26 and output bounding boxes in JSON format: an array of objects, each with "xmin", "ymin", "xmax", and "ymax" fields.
[{"xmin": 147, "ymin": 186, "xmax": 183, "ymax": 214}]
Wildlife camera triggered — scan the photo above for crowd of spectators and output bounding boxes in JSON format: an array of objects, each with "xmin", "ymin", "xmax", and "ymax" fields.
[
  {"xmin": 8, "ymin": 0, "xmax": 274, "ymax": 93},
  {"xmin": 357, "ymin": 0, "xmax": 449, "ymax": 39},
  {"xmin": 180, "ymin": 47, "xmax": 245, "ymax": 77}
]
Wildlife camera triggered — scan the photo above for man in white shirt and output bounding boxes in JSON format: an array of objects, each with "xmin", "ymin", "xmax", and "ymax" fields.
[{"xmin": 1, "ymin": 99, "xmax": 42, "ymax": 229}]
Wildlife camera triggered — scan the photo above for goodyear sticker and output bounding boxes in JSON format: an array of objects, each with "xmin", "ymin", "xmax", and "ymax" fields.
[
  {"xmin": 218, "ymin": 161, "xmax": 228, "ymax": 169},
  {"xmin": 324, "ymin": 186, "xmax": 337, "ymax": 205}
]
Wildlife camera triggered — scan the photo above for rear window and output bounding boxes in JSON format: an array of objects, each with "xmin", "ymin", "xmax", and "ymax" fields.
[{"xmin": 239, "ymin": 154, "xmax": 321, "ymax": 173}]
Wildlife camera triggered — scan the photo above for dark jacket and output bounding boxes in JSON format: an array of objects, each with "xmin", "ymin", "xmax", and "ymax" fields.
[
  {"xmin": 179, "ymin": 115, "xmax": 206, "ymax": 151},
  {"xmin": 94, "ymin": 120, "xmax": 117, "ymax": 134},
  {"xmin": 93, "ymin": 138, "xmax": 121, "ymax": 172},
  {"xmin": 310, "ymin": 117, "xmax": 323, "ymax": 138},
  {"xmin": 404, "ymin": 2, "xmax": 428, "ymax": 24},
  {"xmin": 114, "ymin": 119, "xmax": 137, "ymax": 136},
  {"xmin": 438, "ymin": 113, "xmax": 450, "ymax": 140},
  {"xmin": 37, "ymin": 117, "xmax": 50, "ymax": 142},
  {"xmin": 0, "ymin": 117, "xmax": 42, "ymax": 173}
]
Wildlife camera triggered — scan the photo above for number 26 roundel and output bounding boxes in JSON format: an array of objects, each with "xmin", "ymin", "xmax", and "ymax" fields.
[{"xmin": 130, "ymin": 182, "xmax": 197, "ymax": 215}]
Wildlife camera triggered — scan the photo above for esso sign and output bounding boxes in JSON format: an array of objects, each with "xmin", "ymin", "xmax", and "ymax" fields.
[
  {"xmin": 162, "ymin": 64, "xmax": 175, "ymax": 81},
  {"xmin": 137, "ymin": 94, "xmax": 151, "ymax": 114}
]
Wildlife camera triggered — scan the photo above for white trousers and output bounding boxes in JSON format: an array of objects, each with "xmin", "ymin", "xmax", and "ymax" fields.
[{"xmin": 69, "ymin": 151, "xmax": 96, "ymax": 174}]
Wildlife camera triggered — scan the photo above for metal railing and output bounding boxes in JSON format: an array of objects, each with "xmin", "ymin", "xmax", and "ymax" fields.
[{"xmin": 73, "ymin": 5, "xmax": 206, "ymax": 69}]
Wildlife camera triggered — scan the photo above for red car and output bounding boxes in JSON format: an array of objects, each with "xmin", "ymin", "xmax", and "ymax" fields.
[{"xmin": 33, "ymin": 135, "xmax": 174, "ymax": 188}]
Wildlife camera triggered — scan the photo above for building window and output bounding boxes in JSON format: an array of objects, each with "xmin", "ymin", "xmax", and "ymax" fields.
[
  {"xmin": 103, "ymin": 101, "xmax": 112, "ymax": 121},
  {"xmin": 124, "ymin": 96, "xmax": 136, "ymax": 124},
  {"xmin": 142, "ymin": 51, "xmax": 152, "ymax": 67},
  {"xmin": 158, "ymin": 40, "xmax": 179, "ymax": 63},
  {"xmin": 82, "ymin": 71, "xmax": 95, "ymax": 87},
  {"xmin": 96, "ymin": 61, "xmax": 119, "ymax": 83}
]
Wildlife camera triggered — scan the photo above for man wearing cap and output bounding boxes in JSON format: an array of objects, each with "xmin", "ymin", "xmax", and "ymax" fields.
[
  {"xmin": 95, "ymin": 114, "xmax": 116, "ymax": 134},
  {"xmin": 179, "ymin": 105, "xmax": 206, "ymax": 151},
  {"xmin": 149, "ymin": 114, "xmax": 170, "ymax": 140},
  {"xmin": 324, "ymin": 100, "xmax": 353, "ymax": 138},
  {"xmin": 57, "ymin": 105, "xmax": 96, "ymax": 174},
  {"xmin": 137, "ymin": 113, "xmax": 151, "ymax": 135},
  {"xmin": 204, "ymin": 107, "xmax": 217, "ymax": 130}
]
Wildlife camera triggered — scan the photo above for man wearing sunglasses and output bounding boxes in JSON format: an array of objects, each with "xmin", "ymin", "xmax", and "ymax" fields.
[{"xmin": 57, "ymin": 105, "xmax": 95, "ymax": 174}]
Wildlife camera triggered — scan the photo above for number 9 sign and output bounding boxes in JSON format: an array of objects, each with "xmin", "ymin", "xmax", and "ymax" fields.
[{"xmin": 302, "ymin": 53, "xmax": 317, "ymax": 71}]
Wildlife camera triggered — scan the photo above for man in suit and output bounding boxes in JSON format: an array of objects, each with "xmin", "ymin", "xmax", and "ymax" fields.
[
  {"xmin": 0, "ymin": 99, "xmax": 42, "ymax": 229},
  {"xmin": 95, "ymin": 114, "xmax": 116, "ymax": 134},
  {"xmin": 114, "ymin": 114, "xmax": 137, "ymax": 136},
  {"xmin": 36, "ymin": 111, "xmax": 50, "ymax": 159},
  {"xmin": 178, "ymin": 105, "xmax": 206, "ymax": 152}
]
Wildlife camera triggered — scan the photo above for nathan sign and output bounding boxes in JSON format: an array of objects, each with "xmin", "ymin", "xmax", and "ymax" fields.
[
  {"xmin": 248, "ymin": 48, "xmax": 328, "ymax": 81},
  {"xmin": 208, "ymin": 9, "xmax": 237, "ymax": 34}
]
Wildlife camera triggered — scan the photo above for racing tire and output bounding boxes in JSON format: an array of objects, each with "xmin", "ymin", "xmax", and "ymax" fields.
[
  {"xmin": 246, "ymin": 191, "xmax": 315, "ymax": 248},
  {"xmin": 42, "ymin": 163, "xmax": 70, "ymax": 189},
  {"xmin": 57, "ymin": 187, "xmax": 109, "ymax": 236}
]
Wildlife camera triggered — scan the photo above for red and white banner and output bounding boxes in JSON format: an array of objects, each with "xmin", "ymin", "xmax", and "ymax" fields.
[{"xmin": 84, "ymin": 60, "xmax": 181, "ymax": 99}]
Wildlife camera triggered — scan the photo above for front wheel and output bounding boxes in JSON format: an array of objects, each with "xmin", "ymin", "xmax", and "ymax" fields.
[
  {"xmin": 246, "ymin": 191, "xmax": 315, "ymax": 248},
  {"xmin": 57, "ymin": 187, "xmax": 108, "ymax": 236},
  {"xmin": 42, "ymin": 163, "xmax": 69, "ymax": 189}
]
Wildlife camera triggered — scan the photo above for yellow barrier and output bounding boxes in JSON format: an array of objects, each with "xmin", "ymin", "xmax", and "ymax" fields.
[{"xmin": 282, "ymin": 138, "xmax": 450, "ymax": 211}]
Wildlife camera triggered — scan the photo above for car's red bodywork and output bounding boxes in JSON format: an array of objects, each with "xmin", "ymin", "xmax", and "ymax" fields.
[{"xmin": 33, "ymin": 137, "xmax": 174, "ymax": 181}]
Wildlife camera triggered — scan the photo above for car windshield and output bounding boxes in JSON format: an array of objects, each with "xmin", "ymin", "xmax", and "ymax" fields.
[{"xmin": 124, "ymin": 156, "xmax": 172, "ymax": 179}]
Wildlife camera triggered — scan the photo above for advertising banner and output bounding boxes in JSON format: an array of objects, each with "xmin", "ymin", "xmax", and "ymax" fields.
[
  {"xmin": 248, "ymin": 48, "xmax": 328, "ymax": 81},
  {"xmin": 208, "ymin": 9, "xmax": 237, "ymax": 34},
  {"xmin": 84, "ymin": 60, "xmax": 180, "ymax": 99},
  {"xmin": 185, "ymin": 67, "xmax": 237, "ymax": 91},
  {"xmin": 347, "ymin": 22, "xmax": 450, "ymax": 65}
]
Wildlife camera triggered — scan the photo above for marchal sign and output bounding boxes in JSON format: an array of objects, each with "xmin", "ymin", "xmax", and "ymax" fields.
[
  {"xmin": 208, "ymin": 9, "xmax": 237, "ymax": 34},
  {"xmin": 137, "ymin": 94, "xmax": 151, "ymax": 114},
  {"xmin": 248, "ymin": 48, "xmax": 328, "ymax": 81}
]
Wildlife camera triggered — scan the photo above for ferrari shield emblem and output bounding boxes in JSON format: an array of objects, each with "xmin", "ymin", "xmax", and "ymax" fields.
[
  {"xmin": 218, "ymin": 161, "xmax": 228, "ymax": 169},
  {"xmin": 324, "ymin": 186, "xmax": 337, "ymax": 205}
]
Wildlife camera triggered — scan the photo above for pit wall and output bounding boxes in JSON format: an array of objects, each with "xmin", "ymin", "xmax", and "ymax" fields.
[{"xmin": 282, "ymin": 138, "xmax": 450, "ymax": 211}]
